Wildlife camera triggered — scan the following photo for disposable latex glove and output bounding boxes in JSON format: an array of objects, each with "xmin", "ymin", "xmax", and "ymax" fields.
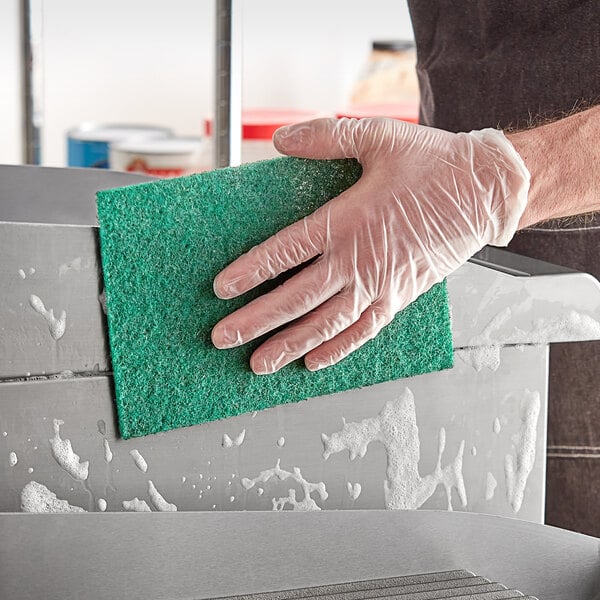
[{"xmin": 212, "ymin": 117, "xmax": 530, "ymax": 374}]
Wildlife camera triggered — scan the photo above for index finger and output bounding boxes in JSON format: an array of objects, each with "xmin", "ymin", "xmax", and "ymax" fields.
[{"xmin": 213, "ymin": 210, "xmax": 324, "ymax": 300}]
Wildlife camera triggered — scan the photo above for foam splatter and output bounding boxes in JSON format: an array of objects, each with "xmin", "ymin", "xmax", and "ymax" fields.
[
  {"xmin": 222, "ymin": 429, "xmax": 246, "ymax": 448},
  {"xmin": 242, "ymin": 459, "xmax": 328, "ymax": 511},
  {"xmin": 486, "ymin": 472, "xmax": 498, "ymax": 501},
  {"xmin": 122, "ymin": 497, "xmax": 151, "ymax": 512},
  {"xmin": 505, "ymin": 390, "xmax": 541, "ymax": 513},
  {"xmin": 21, "ymin": 481, "xmax": 86, "ymax": 513},
  {"xmin": 49, "ymin": 419, "xmax": 89, "ymax": 481},
  {"xmin": 29, "ymin": 294, "xmax": 67, "ymax": 341},
  {"xmin": 130, "ymin": 449, "xmax": 148, "ymax": 473},
  {"xmin": 457, "ymin": 308, "xmax": 600, "ymax": 371},
  {"xmin": 322, "ymin": 388, "xmax": 467, "ymax": 511},
  {"xmin": 148, "ymin": 480, "xmax": 177, "ymax": 512},
  {"xmin": 346, "ymin": 482, "xmax": 362, "ymax": 500}
]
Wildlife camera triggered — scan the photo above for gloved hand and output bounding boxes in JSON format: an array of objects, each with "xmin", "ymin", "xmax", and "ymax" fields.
[{"xmin": 212, "ymin": 117, "xmax": 530, "ymax": 374}]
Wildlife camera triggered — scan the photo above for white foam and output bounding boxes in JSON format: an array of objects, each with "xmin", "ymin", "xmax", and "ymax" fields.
[
  {"xmin": 457, "ymin": 308, "xmax": 600, "ymax": 371},
  {"xmin": 130, "ymin": 449, "xmax": 148, "ymax": 473},
  {"xmin": 49, "ymin": 419, "xmax": 89, "ymax": 481},
  {"xmin": 18, "ymin": 269, "xmax": 26, "ymax": 279},
  {"xmin": 29, "ymin": 294, "xmax": 67, "ymax": 340},
  {"xmin": 181, "ymin": 476, "xmax": 186, "ymax": 483},
  {"xmin": 277, "ymin": 437, "xmax": 285, "ymax": 447},
  {"xmin": 21, "ymin": 481, "xmax": 86, "ymax": 513},
  {"xmin": 241, "ymin": 459, "xmax": 328, "ymax": 511},
  {"xmin": 97, "ymin": 498, "xmax": 107, "ymax": 512},
  {"xmin": 493, "ymin": 417, "xmax": 501, "ymax": 434},
  {"xmin": 103, "ymin": 439, "xmax": 113, "ymax": 463},
  {"xmin": 29, "ymin": 267, "xmax": 35, "ymax": 275},
  {"xmin": 505, "ymin": 390, "xmax": 541, "ymax": 513},
  {"xmin": 148, "ymin": 480, "xmax": 177, "ymax": 511},
  {"xmin": 28, "ymin": 467, "xmax": 34, "ymax": 474},
  {"xmin": 229, "ymin": 496, "xmax": 235, "ymax": 502},
  {"xmin": 322, "ymin": 388, "xmax": 467, "ymax": 511},
  {"xmin": 486, "ymin": 472, "xmax": 498, "ymax": 501},
  {"xmin": 9, "ymin": 451, "xmax": 17, "ymax": 466},
  {"xmin": 122, "ymin": 497, "xmax": 151, "ymax": 512},
  {"xmin": 471, "ymin": 446, "xmax": 477, "ymax": 457},
  {"xmin": 58, "ymin": 257, "xmax": 82, "ymax": 278},
  {"xmin": 346, "ymin": 482, "xmax": 362, "ymax": 500},
  {"xmin": 222, "ymin": 429, "xmax": 246, "ymax": 448}
]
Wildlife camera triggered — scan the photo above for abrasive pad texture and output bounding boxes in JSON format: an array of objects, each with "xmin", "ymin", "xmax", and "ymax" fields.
[{"xmin": 97, "ymin": 157, "xmax": 453, "ymax": 438}]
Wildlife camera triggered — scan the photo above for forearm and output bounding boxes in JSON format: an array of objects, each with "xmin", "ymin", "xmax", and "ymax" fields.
[{"xmin": 507, "ymin": 105, "xmax": 600, "ymax": 228}]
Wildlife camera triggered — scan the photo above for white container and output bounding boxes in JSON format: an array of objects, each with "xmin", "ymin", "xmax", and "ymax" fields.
[
  {"xmin": 109, "ymin": 137, "xmax": 210, "ymax": 177},
  {"xmin": 67, "ymin": 124, "xmax": 171, "ymax": 169}
]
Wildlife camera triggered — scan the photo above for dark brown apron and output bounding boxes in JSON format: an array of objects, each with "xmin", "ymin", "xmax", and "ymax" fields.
[{"xmin": 408, "ymin": 0, "xmax": 600, "ymax": 535}]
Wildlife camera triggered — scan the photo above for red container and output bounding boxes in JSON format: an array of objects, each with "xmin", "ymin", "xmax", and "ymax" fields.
[{"xmin": 205, "ymin": 108, "xmax": 325, "ymax": 163}]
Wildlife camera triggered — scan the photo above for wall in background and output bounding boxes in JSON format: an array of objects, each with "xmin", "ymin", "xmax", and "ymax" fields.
[{"xmin": 0, "ymin": 0, "xmax": 414, "ymax": 167}]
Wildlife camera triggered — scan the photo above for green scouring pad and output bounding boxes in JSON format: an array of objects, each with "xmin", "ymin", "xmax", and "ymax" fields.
[{"xmin": 97, "ymin": 157, "xmax": 454, "ymax": 439}]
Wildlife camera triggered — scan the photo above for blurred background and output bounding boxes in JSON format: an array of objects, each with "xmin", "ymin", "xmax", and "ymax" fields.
[{"xmin": 0, "ymin": 0, "xmax": 416, "ymax": 169}]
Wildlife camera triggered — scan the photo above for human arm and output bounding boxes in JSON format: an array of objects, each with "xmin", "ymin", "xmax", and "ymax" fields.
[{"xmin": 509, "ymin": 104, "xmax": 600, "ymax": 228}]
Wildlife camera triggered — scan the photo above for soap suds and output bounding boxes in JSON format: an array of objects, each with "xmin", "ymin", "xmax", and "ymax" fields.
[
  {"xmin": 103, "ymin": 439, "xmax": 113, "ymax": 463},
  {"xmin": 346, "ymin": 482, "xmax": 362, "ymax": 500},
  {"xmin": 97, "ymin": 498, "xmax": 107, "ymax": 512},
  {"xmin": 9, "ymin": 451, "xmax": 17, "ymax": 466},
  {"xmin": 505, "ymin": 390, "xmax": 541, "ymax": 513},
  {"xmin": 222, "ymin": 429, "xmax": 246, "ymax": 448},
  {"xmin": 148, "ymin": 480, "xmax": 177, "ymax": 511},
  {"xmin": 457, "ymin": 308, "xmax": 600, "ymax": 371},
  {"xmin": 50, "ymin": 419, "xmax": 89, "ymax": 481},
  {"xmin": 322, "ymin": 388, "xmax": 467, "ymax": 511},
  {"xmin": 130, "ymin": 449, "xmax": 148, "ymax": 473},
  {"xmin": 122, "ymin": 497, "xmax": 152, "ymax": 512},
  {"xmin": 493, "ymin": 418, "xmax": 501, "ymax": 434},
  {"xmin": 486, "ymin": 472, "xmax": 498, "ymax": 501},
  {"xmin": 58, "ymin": 257, "xmax": 82, "ymax": 278},
  {"xmin": 21, "ymin": 481, "xmax": 86, "ymax": 513},
  {"xmin": 29, "ymin": 294, "xmax": 67, "ymax": 340},
  {"xmin": 277, "ymin": 437, "xmax": 285, "ymax": 447},
  {"xmin": 242, "ymin": 459, "xmax": 328, "ymax": 511}
]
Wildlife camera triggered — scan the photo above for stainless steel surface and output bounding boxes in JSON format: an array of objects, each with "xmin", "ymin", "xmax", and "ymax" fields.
[
  {"xmin": 20, "ymin": 0, "xmax": 42, "ymax": 165},
  {"xmin": 0, "ymin": 164, "xmax": 152, "ymax": 225},
  {"xmin": 0, "ymin": 510, "xmax": 597, "ymax": 599},
  {"xmin": 0, "ymin": 344, "xmax": 548, "ymax": 520},
  {"xmin": 2, "ymin": 164, "xmax": 599, "ymax": 526},
  {"xmin": 215, "ymin": 0, "xmax": 242, "ymax": 168}
]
